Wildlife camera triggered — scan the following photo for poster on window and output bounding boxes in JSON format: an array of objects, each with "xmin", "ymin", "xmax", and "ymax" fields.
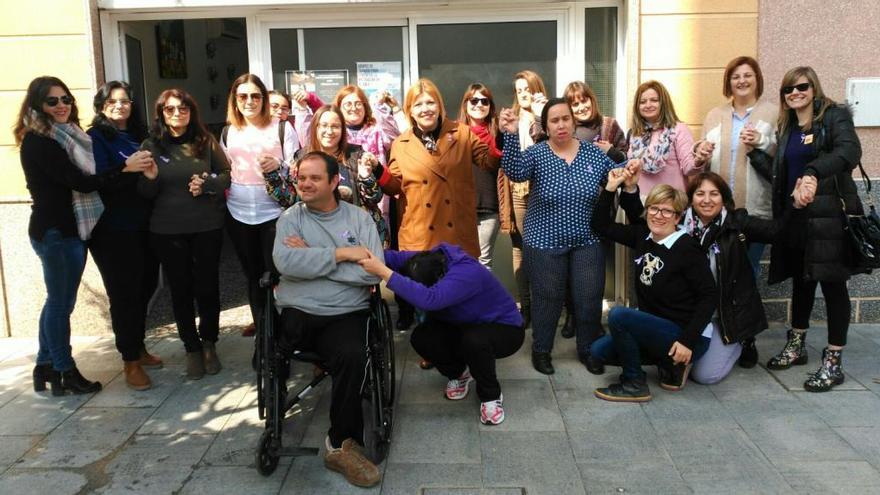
[
  {"xmin": 356, "ymin": 62, "xmax": 403, "ymax": 103},
  {"xmin": 285, "ymin": 70, "xmax": 349, "ymax": 106}
]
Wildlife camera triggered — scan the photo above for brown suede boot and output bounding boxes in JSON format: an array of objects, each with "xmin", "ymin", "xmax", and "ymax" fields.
[
  {"xmin": 202, "ymin": 342, "xmax": 222, "ymax": 375},
  {"xmin": 323, "ymin": 437, "xmax": 381, "ymax": 487},
  {"xmin": 138, "ymin": 349, "xmax": 164, "ymax": 369},
  {"xmin": 185, "ymin": 351, "xmax": 205, "ymax": 380},
  {"xmin": 123, "ymin": 361, "xmax": 152, "ymax": 391}
]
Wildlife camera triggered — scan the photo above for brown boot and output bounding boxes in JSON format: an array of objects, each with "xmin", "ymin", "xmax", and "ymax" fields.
[
  {"xmin": 185, "ymin": 351, "xmax": 205, "ymax": 380},
  {"xmin": 123, "ymin": 361, "xmax": 152, "ymax": 391},
  {"xmin": 324, "ymin": 437, "xmax": 381, "ymax": 487},
  {"xmin": 202, "ymin": 342, "xmax": 222, "ymax": 375},
  {"xmin": 139, "ymin": 349, "xmax": 164, "ymax": 369}
]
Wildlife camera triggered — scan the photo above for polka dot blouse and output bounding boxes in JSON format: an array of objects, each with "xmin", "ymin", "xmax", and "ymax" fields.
[{"xmin": 501, "ymin": 132, "xmax": 620, "ymax": 249}]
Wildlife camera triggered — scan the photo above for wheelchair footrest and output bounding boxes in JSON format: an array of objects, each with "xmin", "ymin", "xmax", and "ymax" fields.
[{"xmin": 280, "ymin": 446, "xmax": 320, "ymax": 457}]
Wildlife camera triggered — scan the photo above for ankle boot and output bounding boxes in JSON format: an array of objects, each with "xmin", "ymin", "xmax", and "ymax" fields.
[
  {"xmin": 520, "ymin": 304, "xmax": 531, "ymax": 329},
  {"xmin": 202, "ymin": 341, "xmax": 222, "ymax": 375},
  {"xmin": 185, "ymin": 351, "xmax": 205, "ymax": 380},
  {"xmin": 766, "ymin": 329, "xmax": 808, "ymax": 370},
  {"xmin": 33, "ymin": 363, "xmax": 60, "ymax": 392},
  {"xmin": 531, "ymin": 351, "xmax": 554, "ymax": 375},
  {"xmin": 123, "ymin": 361, "xmax": 152, "ymax": 391},
  {"xmin": 804, "ymin": 347, "xmax": 844, "ymax": 392},
  {"xmin": 138, "ymin": 348, "xmax": 164, "ymax": 369},
  {"xmin": 59, "ymin": 367, "xmax": 102, "ymax": 395},
  {"xmin": 560, "ymin": 309, "xmax": 575, "ymax": 339}
]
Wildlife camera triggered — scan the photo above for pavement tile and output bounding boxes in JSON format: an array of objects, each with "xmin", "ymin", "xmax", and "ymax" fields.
[
  {"xmin": 378, "ymin": 463, "xmax": 483, "ymax": 495},
  {"xmin": 707, "ymin": 365, "xmax": 791, "ymax": 402},
  {"xmin": 794, "ymin": 390, "xmax": 880, "ymax": 427},
  {"xmin": 0, "ymin": 435, "xmax": 40, "ymax": 469},
  {"xmin": 640, "ymin": 384, "xmax": 738, "ymax": 432},
  {"xmin": 95, "ymin": 434, "xmax": 214, "ymax": 494},
  {"xmin": 0, "ymin": 390, "xmax": 91, "ymax": 435},
  {"xmin": 481, "ymin": 431, "xmax": 585, "ymax": 495},
  {"xmin": 20, "ymin": 406, "xmax": 153, "ymax": 468},
  {"xmin": 775, "ymin": 460, "xmax": 880, "ymax": 494},
  {"xmin": 137, "ymin": 370, "xmax": 252, "ymax": 435},
  {"xmin": 737, "ymin": 409, "xmax": 862, "ymax": 464},
  {"xmin": 0, "ymin": 469, "xmax": 88, "ymax": 495},
  {"xmin": 178, "ymin": 465, "xmax": 289, "ymax": 494},
  {"xmin": 84, "ymin": 365, "xmax": 183, "ymax": 409},
  {"xmin": 477, "ymin": 379, "xmax": 564, "ymax": 432},
  {"xmin": 280, "ymin": 455, "xmax": 381, "ymax": 494},
  {"xmin": 397, "ymin": 357, "xmax": 454, "ymax": 405},
  {"xmin": 389, "ymin": 402, "xmax": 481, "ymax": 464},
  {"xmin": 834, "ymin": 427, "xmax": 880, "ymax": 470},
  {"xmin": 578, "ymin": 459, "xmax": 691, "ymax": 494},
  {"xmin": 422, "ymin": 489, "xmax": 524, "ymax": 495},
  {"xmin": 0, "ymin": 362, "xmax": 30, "ymax": 409}
]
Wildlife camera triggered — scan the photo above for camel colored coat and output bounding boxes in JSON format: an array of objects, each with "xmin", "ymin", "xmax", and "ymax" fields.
[{"xmin": 381, "ymin": 119, "xmax": 498, "ymax": 257}]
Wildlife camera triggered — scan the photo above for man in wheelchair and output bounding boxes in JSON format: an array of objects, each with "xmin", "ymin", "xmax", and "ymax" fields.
[
  {"xmin": 359, "ymin": 242, "xmax": 524, "ymax": 425},
  {"xmin": 272, "ymin": 151, "xmax": 384, "ymax": 488}
]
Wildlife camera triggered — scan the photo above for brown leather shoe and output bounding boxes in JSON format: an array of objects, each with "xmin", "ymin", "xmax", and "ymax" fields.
[
  {"xmin": 123, "ymin": 361, "xmax": 152, "ymax": 391},
  {"xmin": 324, "ymin": 438, "xmax": 381, "ymax": 488},
  {"xmin": 202, "ymin": 342, "xmax": 222, "ymax": 375},
  {"xmin": 139, "ymin": 349, "xmax": 164, "ymax": 369},
  {"xmin": 241, "ymin": 322, "xmax": 256, "ymax": 337}
]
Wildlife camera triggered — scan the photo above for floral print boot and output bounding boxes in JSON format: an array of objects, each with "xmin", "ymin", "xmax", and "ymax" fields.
[
  {"xmin": 804, "ymin": 347, "xmax": 844, "ymax": 392},
  {"xmin": 766, "ymin": 329, "xmax": 808, "ymax": 370}
]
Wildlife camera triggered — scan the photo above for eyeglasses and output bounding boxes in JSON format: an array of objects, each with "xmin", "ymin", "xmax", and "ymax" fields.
[
  {"xmin": 270, "ymin": 103, "xmax": 290, "ymax": 112},
  {"xmin": 106, "ymin": 98, "xmax": 132, "ymax": 106},
  {"xmin": 163, "ymin": 105, "xmax": 190, "ymax": 116},
  {"xmin": 317, "ymin": 123, "xmax": 342, "ymax": 131},
  {"xmin": 782, "ymin": 82, "xmax": 811, "ymax": 95},
  {"xmin": 468, "ymin": 97, "xmax": 490, "ymax": 107},
  {"xmin": 341, "ymin": 101, "xmax": 364, "ymax": 110},
  {"xmin": 45, "ymin": 95, "xmax": 73, "ymax": 107},
  {"xmin": 236, "ymin": 92, "xmax": 263, "ymax": 103},
  {"xmin": 646, "ymin": 206, "xmax": 677, "ymax": 219}
]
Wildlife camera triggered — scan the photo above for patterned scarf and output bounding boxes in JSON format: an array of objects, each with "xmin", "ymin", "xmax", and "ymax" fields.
[
  {"xmin": 37, "ymin": 110, "xmax": 104, "ymax": 240},
  {"xmin": 628, "ymin": 125, "xmax": 675, "ymax": 174},
  {"xmin": 682, "ymin": 206, "xmax": 726, "ymax": 254}
]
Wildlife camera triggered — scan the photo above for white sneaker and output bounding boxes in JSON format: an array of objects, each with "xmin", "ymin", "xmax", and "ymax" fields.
[
  {"xmin": 480, "ymin": 393, "xmax": 505, "ymax": 425},
  {"xmin": 445, "ymin": 368, "xmax": 472, "ymax": 400}
]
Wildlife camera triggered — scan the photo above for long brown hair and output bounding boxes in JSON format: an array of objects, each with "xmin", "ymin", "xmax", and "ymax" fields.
[
  {"xmin": 308, "ymin": 105, "xmax": 349, "ymax": 163},
  {"xmin": 334, "ymin": 85, "xmax": 376, "ymax": 127},
  {"xmin": 226, "ymin": 73, "xmax": 271, "ymax": 129},
  {"xmin": 458, "ymin": 83, "xmax": 498, "ymax": 136},
  {"xmin": 777, "ymin": 66, "xmax": 834, "ymax": 134},
  {"xmin": 563, "ymin": 80, "xmax": 603, "ymax": 127},
  {"xmin": 151, "ymin": 88, "xmax": 212, "ymax": 157},
  {"xmin": 13, "ymin": 76, "xmax": 80, "ymax": 146},
  {"xmin": 629, "ymin": 80, "xmax": 681, "ymax": 137},
  {"xmin": 512, "ymin": 70, "xmax": 547, "ymax": 117}
]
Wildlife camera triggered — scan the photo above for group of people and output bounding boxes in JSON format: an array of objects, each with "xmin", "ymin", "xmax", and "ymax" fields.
[{"xmin": 16, "ymin": 53, "xmax": 864, "ymax": 488}]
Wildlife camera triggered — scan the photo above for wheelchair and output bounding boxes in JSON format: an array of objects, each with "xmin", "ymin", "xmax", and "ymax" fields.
[{"xmin": 254, "ymin": 272, "xmax": 396, "ymax": 476}]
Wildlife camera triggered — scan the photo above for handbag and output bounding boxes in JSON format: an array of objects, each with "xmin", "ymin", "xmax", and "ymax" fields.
[{"xmin": 834, "ymin": 162, "xmax": 880, "ymax": 272}]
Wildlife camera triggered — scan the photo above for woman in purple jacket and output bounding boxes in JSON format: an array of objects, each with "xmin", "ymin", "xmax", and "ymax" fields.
[{"xmin": 359, "ymin": 242, "xmax": 523, "ymax": 425}]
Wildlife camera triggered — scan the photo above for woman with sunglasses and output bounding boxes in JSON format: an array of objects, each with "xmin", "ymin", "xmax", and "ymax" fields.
[
  {"xmin": 138, "ymin": 89, "xmax": 231, "ymax": 380},
  {"xmin": 222, "ymin": 74, "xmax": 299, "ymax": 338},
  {"xmin": 627, "ymin": 80, "xmax": 703, "ymax": 196},
  {"xmin": 87, "ymin": 81, "xmax": 162, "ymax": 390},
  {"xmin": 498, "ymin": 98, "xmax": 636, "ymax": 376},
  {"xmin": 458, "ymin": 84, "xmax": 503, "ymax": 270},
  {"xmin": 747, "ymin": 66, "xmax": 862, "ymax": 392},
  {"xmin": 503, "ymin": 70, "xmax": 549, "ymax": 329},
  {"xmin": 295, "ymin": 104, "xmax": 386, "ymax": 242},
  {"xmin": 15, "ymin": 76, "xmax": 151, "ymax": 395}
]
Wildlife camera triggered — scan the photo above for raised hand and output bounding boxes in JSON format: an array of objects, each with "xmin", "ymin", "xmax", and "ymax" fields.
[
  {"xmin": 530, "ymin": 92, "xmax": 548, "ymax": 118},
  {"xmin": 258, "ymin": 153, "xmax": 280, "ymax": 173},
  {"xmin": 605, "ymin": 167, "xmax": 627, "ymax": 192},
  {"xmin": 740, "ymin": 123, "xmax": 760, "ymax": 148},
  {"xmin": 623, "ymin": 159, "xmax": 642, "ymax": 190},
  {"xmin": 358, "ymin": 151, "xmax": 378, "ymax": 178},
  {"xmin": 595, "ymin": 139, "xmax": 612, "ymax": 153},
  {"xmin": 694, "ymin": 140, "xmax": 715, "ymax": 163},
  {"xmin": 498, "ymin": 108, "xmax": 518, "ymax": 134}
]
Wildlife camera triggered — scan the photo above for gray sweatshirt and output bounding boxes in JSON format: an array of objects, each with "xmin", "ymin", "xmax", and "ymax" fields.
[{"xmin": 273, "ymin": 201, "xmax": 383, "ymax": 315}]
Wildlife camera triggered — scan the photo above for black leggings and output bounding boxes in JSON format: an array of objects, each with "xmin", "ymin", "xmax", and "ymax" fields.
[
  {"xmin": 226, "ymin": 214, "xmax": 277, "ymax": 326},
  {"xmin": 789, "ymin": 251, "xmax": 851, "ymax": 346},
  {"xmin": 410, "ymin": 319, "xmax": 524, "ymax": 402}
]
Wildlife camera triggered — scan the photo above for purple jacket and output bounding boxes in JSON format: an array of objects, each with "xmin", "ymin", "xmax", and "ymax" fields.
[{"xmin": 385, "ymin": 243, "xmax": 523, "ymax": 327}]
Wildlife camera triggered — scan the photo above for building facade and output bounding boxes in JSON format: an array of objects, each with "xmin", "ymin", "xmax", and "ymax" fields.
[{"xmin": 1, "ymin": 0, "xmax": 878, "ymax": 336}]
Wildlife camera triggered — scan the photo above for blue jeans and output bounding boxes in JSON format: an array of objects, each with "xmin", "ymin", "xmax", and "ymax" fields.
[
  {"xmin": 30, "ymin": 228, "xmax": 87, "ymax": 372},
  {"xmin": 747, "ymin": 243, "xmax": 765, "ymax": 280},
  {"xmin": 604, "ymin": 306, "xmax": 710, "ymax": 381}
]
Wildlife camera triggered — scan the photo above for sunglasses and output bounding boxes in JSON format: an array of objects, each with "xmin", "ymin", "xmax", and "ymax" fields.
[
  {"xmin": 468, "ymin": 97, "xmax": 490, "ymax": 106},
  {"xmin": 236, "ymin": 92, "xmax": 263, "ymax": 103},
  {"xmin": 163, "ymin": 105, "xmax": 191, "ymax": 115},
  {"xmin": 45, "ymin": 95, "xmax": 73, "ymax": 107},
  {"xmin": 782, "ymin": 82, "xmax": 811, "ymax": 95}
]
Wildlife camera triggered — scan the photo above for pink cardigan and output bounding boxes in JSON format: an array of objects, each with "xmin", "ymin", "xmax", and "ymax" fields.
[{"xmin": 628, "ymin": 122, "xmax": 702, "ymax": 194}]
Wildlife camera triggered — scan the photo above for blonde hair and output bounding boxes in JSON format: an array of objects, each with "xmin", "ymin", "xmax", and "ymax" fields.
[
  {"xmin": 512, "ymin": 70, "xmax": 547, "ymax": 117},
  {"xmin": 644, "ymin": 184, "xmax": 688, "ymax": 218},
  {"xmin": 403, "ymin": 79, "xmax": 446, "ymax": 126},
  {"xmin": 777, "ymin": 66, "xmax": 834, "ymax": 133},
  {"xmin": 630, "ymin": 80, "xmax": 680, "ymax": 137}
]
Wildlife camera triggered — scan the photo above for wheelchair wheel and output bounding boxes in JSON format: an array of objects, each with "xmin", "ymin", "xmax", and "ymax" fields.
[
  {"xmin": 362, "ymin": 374, "xmax": 392, "ymax": 464},
  {"xmin": 378, "ymin": 299, "xmax": 396, "ymax": 405},
  {"xmin": 255, "ymin": 430, "xmax": 280, "ymax": 476}
]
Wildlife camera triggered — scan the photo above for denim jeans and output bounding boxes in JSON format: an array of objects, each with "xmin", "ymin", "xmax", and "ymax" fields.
[
  {"xmin": 605, "ymin": 306, "xmax": 710, "ymax": 381},
  {"xmin": 30, "ymin": 228, "xmax": 87, "ymax": 372}
]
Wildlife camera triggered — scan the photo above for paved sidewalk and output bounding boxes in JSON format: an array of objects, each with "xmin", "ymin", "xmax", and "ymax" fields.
[{"xmin": 1, "ymin": 310, "xmax": 879, "ymax": 494}]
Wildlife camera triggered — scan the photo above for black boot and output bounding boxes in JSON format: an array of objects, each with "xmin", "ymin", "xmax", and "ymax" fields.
[
  {"xmin": 59, "ymin": 367, "xmax": 102, "ymax": 395},
  {"xmin": 594, "ymin": 375, "xmax": 652, "ymax": 402},
  {"xmin": 738, "ymin": 337, "xmax": 759, "ymax": 369},
  {"xmin": 578, "ymin": 351, "xmax": 605, "ymax": 375},
  {"xmin": 32, "ymin": 364, "xmax": 60, "ymax": 393},
  {"xmin": 531, "ymin": 351, "xmax": 554, "ymax": 375},
  {"xmin": 520, "ymin": 304, "xmax": 531, "ymax": 329},
  {"xmin": 560, "ymin": 309, "xmax": 575, "ymax": 339},
  {"xmin": 658, "ymin": 362, "xmax": 693, "ymax": 391},
  {"xmin": 804, "ymin": 347, "xmax": 845, "ymax": 392}
]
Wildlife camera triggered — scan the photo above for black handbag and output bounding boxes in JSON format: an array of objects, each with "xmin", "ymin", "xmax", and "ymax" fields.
[{"xmin": 834, "ymin": 163, "xmax": 880, "ymax": 272}]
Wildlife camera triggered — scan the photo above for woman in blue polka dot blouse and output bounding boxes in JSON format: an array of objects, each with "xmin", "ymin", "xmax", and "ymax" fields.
[{"xmin": 498, "ymin": 97, "xmax": 638, "ymax": 375}]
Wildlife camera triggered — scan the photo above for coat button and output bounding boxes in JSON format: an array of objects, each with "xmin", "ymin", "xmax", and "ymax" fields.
[
  {"xmin": 422, "ymin": 179, "xmax": 428, "ymax": 184},
  {"xmin": 426, "ymin": 203, "xmax": 431, "ymax": 208},
  {"xmin": 445, "ymin": 199, "xmax": 450, "ymax": 204},
  {"xmin": 447, "ymin": 222, "xmax": 453, "ymax": 228},
  {"xmin": 428, "ymin": 225, "xmax": 434, "ymax": 230}
]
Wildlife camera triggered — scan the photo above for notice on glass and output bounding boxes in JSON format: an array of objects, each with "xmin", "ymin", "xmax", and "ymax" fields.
[
  {"xmin": 285, "ymin": 70, "xmax": 349, "ymax": 106},
  {"xmin": 356, "ymin": 62, "xmax": 403, "ymax": 103}
]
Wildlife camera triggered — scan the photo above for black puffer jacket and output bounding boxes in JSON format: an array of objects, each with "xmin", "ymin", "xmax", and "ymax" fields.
[{"xmin": 748, "ymin": 101, "xmax": 862, "ymax": 283}]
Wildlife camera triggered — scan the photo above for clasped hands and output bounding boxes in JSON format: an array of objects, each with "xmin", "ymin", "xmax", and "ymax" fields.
[{"xmin": 605, "ymin": 159, "xmax": 643, "ymax": 192}]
